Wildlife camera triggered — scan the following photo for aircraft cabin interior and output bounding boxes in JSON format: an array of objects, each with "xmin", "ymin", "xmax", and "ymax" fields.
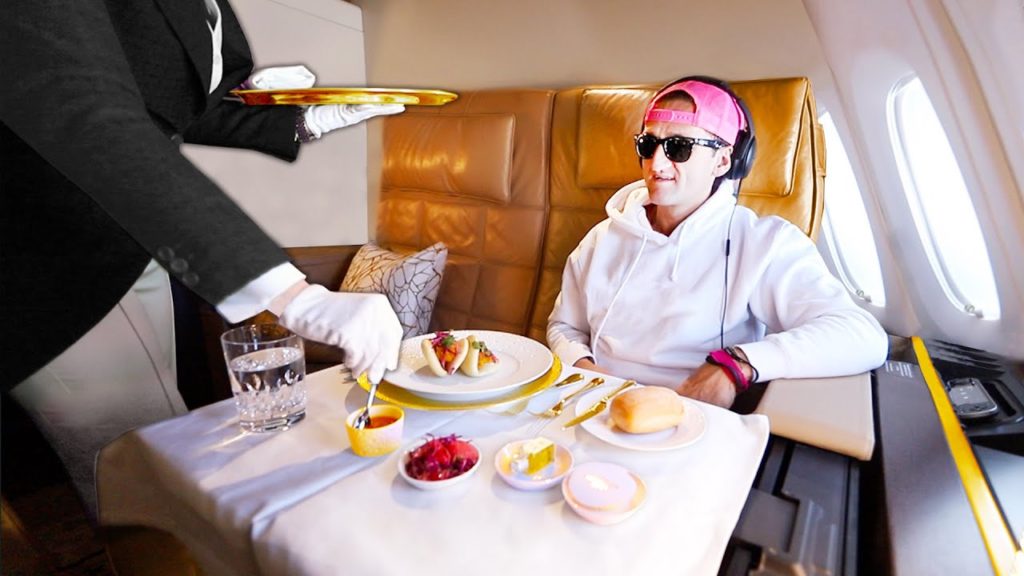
[{"xmin": 1, "ymin": 0, "xmax": 1022, "ymax": 575}]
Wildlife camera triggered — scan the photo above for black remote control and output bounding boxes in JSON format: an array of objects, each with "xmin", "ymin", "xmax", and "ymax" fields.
[{"xmin": 946, "ymin": 377, "xmax": 999, "ymax": 420}]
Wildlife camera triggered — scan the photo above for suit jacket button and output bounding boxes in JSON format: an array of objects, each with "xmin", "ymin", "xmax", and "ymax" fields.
[
  {"xmin": 169, "ymin": 258, "xmax": 189, "ymax": 273},
  {"xmin": 157, "ymin": 246, "xmax": 175, "ymax": 261},
  {"xmin": 181, "ymin": 272, "xmax": 200, "ymax": 287}
]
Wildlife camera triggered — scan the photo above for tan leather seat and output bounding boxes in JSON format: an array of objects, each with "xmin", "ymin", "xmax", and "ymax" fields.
[{"xmin": 377, "ymin": 90, "xmax": 556, "ymax": 335}]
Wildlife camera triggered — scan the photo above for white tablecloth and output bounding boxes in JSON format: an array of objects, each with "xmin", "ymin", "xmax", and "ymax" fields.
[{"xmin": 98, "ymin": 366, "xmax": 769, "ymax": 576}]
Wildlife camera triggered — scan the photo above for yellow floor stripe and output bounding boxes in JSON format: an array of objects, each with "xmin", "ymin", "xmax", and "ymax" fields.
[{"xmin": 912, "ymin": 337, "xmax": 1022, "ymax": 575}]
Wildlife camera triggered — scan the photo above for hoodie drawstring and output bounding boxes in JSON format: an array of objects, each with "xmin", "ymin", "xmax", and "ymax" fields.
[
  {"xmin": 670, "ymin": 228, "xmax": 685, "ymax": 281},
  {"xmin": 591, "ymin": 236, "xmax": 647, "ymax": 363}
]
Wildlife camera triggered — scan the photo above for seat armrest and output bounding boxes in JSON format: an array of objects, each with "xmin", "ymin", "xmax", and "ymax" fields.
[
  {"xmin": 283, "ymin": 245, "xmax": 363, "ymax": 288},
  {"xmin": 754, "ymin": 372, "xmax": 875, "ymax": 460}
]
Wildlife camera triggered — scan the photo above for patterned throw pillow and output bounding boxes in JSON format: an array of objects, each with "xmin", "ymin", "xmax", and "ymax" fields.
[{"xmin": 340, "ymin": 242, "xmax": 447, "ymax": 339}]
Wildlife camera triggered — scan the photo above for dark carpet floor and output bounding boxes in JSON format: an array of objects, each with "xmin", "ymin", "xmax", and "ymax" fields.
[{"xmin": 3, "ymin": 398, "xmax": 114, "ymax": 576}]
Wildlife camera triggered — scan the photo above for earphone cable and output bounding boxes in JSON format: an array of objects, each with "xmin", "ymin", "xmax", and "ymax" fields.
[{"xmin": 720, "ymin": 180, "xmax": 743, "ymax": 350}]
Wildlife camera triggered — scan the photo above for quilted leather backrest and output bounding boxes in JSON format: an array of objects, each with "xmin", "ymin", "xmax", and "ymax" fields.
[
  {"xmin": 378, "ymin": 90, "xmax": 555, "ymax": 335},
  {"xmin": 528, "ymin": 77, "xmax": 825, "ymax": 341}
]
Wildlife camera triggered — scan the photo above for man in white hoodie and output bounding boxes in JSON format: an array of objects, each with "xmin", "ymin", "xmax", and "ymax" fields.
[{"xmin": 547, "ymin": 76, "xmax": 887, "ymax": 409}]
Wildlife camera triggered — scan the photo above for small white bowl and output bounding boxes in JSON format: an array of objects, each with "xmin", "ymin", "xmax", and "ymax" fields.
[
  {"xmin": 397, "ymin": 439, "xmax": 481, "ymax": 491},
  {"xmin": 561, "ymin": 462, "xmax": 646, "ymax": 525},
  {"xmin": 494, "ymin": 439, "xmax": 573, "ymax": 491}
]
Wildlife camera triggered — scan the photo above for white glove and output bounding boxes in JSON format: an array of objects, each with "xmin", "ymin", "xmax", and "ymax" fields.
[
  {"xmin": 278, "ymin": 285, "xmax": 402, "ymax": 383},
  {"xmin": 241, "ymin": 65, "xmax": 316, "ymax": 90},
  {"xmin": 302, "ymin": 103, "xmax": 406, "ymax": 138}
]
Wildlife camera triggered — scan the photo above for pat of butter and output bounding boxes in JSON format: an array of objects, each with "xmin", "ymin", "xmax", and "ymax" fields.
[{"xmin": 513, "ymin": 437, "xmax": 555, "ymax": 475}]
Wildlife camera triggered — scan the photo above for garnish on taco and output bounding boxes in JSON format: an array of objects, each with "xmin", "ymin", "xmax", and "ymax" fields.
[{"xmin": 421, "ymin": 330, "xmax": 469, "ymax": 376}]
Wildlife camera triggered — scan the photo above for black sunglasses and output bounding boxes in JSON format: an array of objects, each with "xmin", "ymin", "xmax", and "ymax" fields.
[{"xmin": 634, "ymin": 133, "xmax": 726, "ymax": 163}]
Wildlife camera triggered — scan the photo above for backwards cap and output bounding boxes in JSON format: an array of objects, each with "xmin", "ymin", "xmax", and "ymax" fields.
[{"xmin": 643, "ymin": 80, "xmax": 747, "ymax": 145}]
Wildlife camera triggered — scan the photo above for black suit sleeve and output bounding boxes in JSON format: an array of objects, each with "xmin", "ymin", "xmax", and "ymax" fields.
[
  {"xmin": 184, "ymin": 101, "xmax": 301, "ymax": 162},
  {"xmin": 183, "ymin": 0, "xmax": 300, "ymax": 161},
  {"xmin": 0, "ymin": 0, "xmax": 288, "ymax": 305}
]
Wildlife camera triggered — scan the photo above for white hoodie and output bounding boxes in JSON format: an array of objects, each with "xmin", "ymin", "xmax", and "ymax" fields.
[{"xmin": 547, "ymin": 180, "xmax": 888, "ymax": 388}]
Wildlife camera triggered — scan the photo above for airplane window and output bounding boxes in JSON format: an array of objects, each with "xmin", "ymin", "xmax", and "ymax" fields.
[
  {"xmin": 819, "ymin": 112, "xmax": 886, "ymax": 307},
  {"xmin": 890, "ymin": 76, "xmax": 1001, "ymax": 320}
]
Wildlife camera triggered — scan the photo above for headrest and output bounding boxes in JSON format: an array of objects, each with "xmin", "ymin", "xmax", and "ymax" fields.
[
  {"xmin": 560, "ymin": 77, "xmax": 823, "ymax": 238},
  {"xmin": 576, "ymin": 77, "xmax": 816, "ymax": 199},
  {"xmin": 378, "ymin": 89, "xmax": 556, "ymax": 336},
  {"xmin": 382, "ymin": 113, "xmax": 515, "ymax": 203}
]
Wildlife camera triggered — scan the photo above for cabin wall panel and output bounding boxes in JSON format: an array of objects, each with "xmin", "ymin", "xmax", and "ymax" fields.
[
  {"xmin": 940, "ymin": 0, "xmax": 1024, "ymax": 205},
  {"xmin": 357, "ymin": 0, "xmax": 828, "ymax": 89},
  {"xmin": 354, "ymin": 0, "xmax": 835, "ymax": 250},
  {"xmin": 182, "ymin": 0, "xmax": 370, "ymax": 247},
  {"xmin": 804, "ymin": 0, "xmax": 1024, "ymax": 359}
]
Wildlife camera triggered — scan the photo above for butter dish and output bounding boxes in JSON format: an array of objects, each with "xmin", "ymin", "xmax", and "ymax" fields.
[{"xmin": 494, "ymin": 439, "xmax": 573, "ymax": 491}]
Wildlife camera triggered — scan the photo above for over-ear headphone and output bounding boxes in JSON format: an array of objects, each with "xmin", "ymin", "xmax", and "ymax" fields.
[{"xmin": 641, "ymin": 75, "xmax": 757, "ymax": 182}]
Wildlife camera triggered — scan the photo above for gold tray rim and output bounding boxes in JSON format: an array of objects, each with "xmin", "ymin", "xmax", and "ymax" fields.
[
  {"xmin": 230, "ymin": 87, "xmax": 458, "ymax": 106},
  {"xmin": 358, "ymin": 356, "xmax": 562, "ymax": 411}
]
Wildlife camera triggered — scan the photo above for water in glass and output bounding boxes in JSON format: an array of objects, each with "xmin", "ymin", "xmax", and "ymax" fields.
[{"xmin": 221, "ymin": 324, "xmax": 307, "ymax": 433}]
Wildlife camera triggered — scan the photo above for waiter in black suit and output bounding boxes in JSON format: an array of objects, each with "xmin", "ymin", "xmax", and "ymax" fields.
[{"xmin": 1, "ymin": 0, "xmax": 403, "ymax": 514}]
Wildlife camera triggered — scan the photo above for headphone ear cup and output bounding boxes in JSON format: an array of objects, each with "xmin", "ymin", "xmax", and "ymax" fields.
[{"xmin": 728, "ymin": 129, "xmax": 756, "ymax": 180}]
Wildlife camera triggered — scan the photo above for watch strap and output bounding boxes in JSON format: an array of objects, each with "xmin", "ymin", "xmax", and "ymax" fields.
[{"xmin": 706, "ymin": 348, "xmax": 750, "ymax": 392}]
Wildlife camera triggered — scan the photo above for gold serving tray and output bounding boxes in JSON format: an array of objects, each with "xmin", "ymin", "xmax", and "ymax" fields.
[
  {"xmin": 231, "ymin": 87, "xmax": 458, "ymax": 106},
  {"xmin": 358, "ymin": 357, "xmax": 562, "ymax": 411}
]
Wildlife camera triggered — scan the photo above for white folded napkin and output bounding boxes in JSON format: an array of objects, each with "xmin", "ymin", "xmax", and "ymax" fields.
[{"xmin": 241, "ymin": 65, "xmax": 316, "ymax": 90}]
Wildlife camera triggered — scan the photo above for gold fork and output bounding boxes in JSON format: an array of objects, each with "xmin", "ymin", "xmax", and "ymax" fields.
[{"xmin": 539, "ymin": 377, "xmax": 605, "ymax": 418}]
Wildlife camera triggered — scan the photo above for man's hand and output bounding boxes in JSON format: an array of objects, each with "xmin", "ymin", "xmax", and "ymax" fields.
[
  {"xmin": 676, "ymin": 362, "xmax": 737, "ymax": 408},
  {"xmin": 573, "ymin": 357, "xmax": 613, "ymax": 375}
]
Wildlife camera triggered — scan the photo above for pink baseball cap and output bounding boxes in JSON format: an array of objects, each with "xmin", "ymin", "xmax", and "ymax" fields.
[{"xmin": 643, "ymin": 80, "xmax": 747, "ymax": 145}]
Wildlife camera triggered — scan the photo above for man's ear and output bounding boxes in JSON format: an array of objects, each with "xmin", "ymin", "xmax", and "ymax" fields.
[{"xmin": 712, "ymin": 146, "xmax": 733, "ymax": 178}]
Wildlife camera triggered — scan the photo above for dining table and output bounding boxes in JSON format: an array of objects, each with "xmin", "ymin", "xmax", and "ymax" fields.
[{"xmin": 97, "ymin": 361, "xmax": 770, "ymax": 576}]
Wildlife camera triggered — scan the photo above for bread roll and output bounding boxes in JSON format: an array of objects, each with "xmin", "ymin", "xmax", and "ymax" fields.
[{"xmin": 609, "ymin": 386, "xmax": 685, "ymax": 434}]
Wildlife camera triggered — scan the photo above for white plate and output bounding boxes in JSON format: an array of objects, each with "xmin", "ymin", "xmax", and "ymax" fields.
[
  {"xmin": 494, "ymin": 440, "xmax": 573, "ymax": 491},
  {"xmin": 386, "ymin": 331, "xmax": 553, "ymax": 401},
  {"xmin": 573, "ymin": 386, "xmax": 706, "ymax": 451}
]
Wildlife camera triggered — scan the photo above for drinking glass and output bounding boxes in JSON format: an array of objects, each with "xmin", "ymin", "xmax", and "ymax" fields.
[{"xmin": 220, "ymin": 324, "xmax": 306, "ymax": 432}]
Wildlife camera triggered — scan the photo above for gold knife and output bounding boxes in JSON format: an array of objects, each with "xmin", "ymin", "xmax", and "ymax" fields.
[{"xmin": 562, "ymin": 380, "xmax": 637, "ymax": 429}]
